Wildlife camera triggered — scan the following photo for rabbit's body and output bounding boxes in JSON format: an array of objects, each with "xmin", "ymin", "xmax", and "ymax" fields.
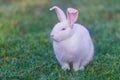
[
  {"xmin": 50, "ymin": 6, "xmax": 94, "ymax": 71},
  {"xmin": 53, "ymin": 24, "xmax": 94, "ymax": 71}
]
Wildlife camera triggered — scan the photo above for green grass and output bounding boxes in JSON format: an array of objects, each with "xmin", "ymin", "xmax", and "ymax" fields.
[{"xmin": 0, "ymin": 0, "xmax": 120, "ymax": 80}]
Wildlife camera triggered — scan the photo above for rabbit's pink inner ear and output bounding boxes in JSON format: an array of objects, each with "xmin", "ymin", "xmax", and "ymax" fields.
[
  {"xmin": 50, "ymin": 6, "xmax": 66, "ymax": 22},
  {"xmin": 67, "ymin": 8, "xmax": 78, "ymax": 28}
]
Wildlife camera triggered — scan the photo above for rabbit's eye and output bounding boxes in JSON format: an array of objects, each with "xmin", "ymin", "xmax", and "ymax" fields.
[{"xmin": 61, "ymin": 28, "xmax": 66, "ymax": 31}]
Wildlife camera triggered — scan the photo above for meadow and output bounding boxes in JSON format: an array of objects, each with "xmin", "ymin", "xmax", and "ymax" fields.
[{"xmin": 0, "ymin": 0, "xmax": 120, "ymax": 80}]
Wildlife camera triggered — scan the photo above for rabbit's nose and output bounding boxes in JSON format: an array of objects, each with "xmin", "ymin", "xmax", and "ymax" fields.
[{"xmin": 50, "ymin": 34, "xmax": 54, "ymax": 38}]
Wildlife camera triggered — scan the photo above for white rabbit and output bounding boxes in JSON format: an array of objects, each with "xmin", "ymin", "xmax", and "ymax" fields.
[{"xmin": 50, "ymin": 6, "xmax": 94, "ymax": 71}]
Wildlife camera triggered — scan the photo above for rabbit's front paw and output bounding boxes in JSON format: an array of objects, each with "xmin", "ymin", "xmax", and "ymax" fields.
[
  {"xmin": 73, "ymin": 63, "xmax": 80, "ymax": 71},
  {"xmin": 61, "ymin": 63, "xmax": 70, "ymax": 71}
]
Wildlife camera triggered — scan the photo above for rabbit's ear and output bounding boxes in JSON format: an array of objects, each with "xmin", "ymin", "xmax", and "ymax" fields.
[
  {"xmin": 50, "ymin": 6, "xmax": 66, "ymax": 22},
  {"xmin": 67, "ymin": 8, "xmax": 78, "ymax": 28}
]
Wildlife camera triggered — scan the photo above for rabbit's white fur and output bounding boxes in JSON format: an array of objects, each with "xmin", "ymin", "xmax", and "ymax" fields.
[{"xmin": 50, "ymin": 6, "xmax": 94, "ymax": 71}]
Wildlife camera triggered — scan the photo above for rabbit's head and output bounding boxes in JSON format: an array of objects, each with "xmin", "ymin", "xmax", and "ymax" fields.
[{"xmin": 50, "ymin": 6, "xmax": 78, "ymax": 42}]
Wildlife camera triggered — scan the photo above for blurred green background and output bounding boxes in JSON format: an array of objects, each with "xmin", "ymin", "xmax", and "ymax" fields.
[{"xmin": 0, "ymin": 0, "xmax": 120, "ymax": 80}]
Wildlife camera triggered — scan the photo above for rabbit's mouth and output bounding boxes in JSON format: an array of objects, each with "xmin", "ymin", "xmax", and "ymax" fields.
[
  {"xmin": 51, "ymin": 37, "xmax": 59, "ymax": 42},
  {"xmin": 52, "ymin": 38, "xmax": 59, "ymax": 42}
]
